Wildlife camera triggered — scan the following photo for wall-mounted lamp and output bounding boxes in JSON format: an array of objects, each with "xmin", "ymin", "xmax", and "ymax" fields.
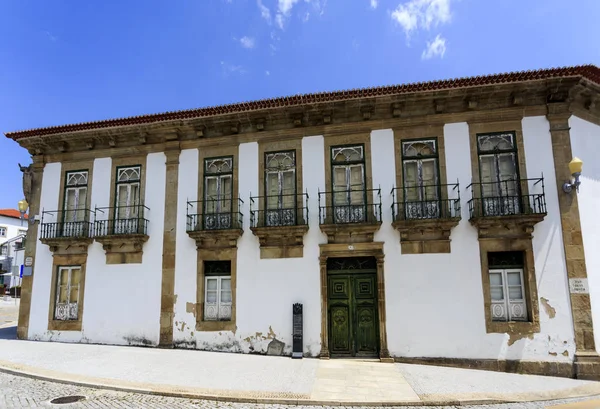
[
  {"xmin": 17, "ymin": 199, "xmax": 36, "ymax": 226},
  {"xmin": 562, "ymin": 157, "xmax": 583, "ymax": 194}
]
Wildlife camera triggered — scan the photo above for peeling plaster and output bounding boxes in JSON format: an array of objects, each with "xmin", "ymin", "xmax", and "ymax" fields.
[
  {"xmin": 186, "ymin": 302, "xmax": 197, "ymax": 317},
  {"xmin": 541, "ymin": 297, "xmax": 556, "ymax": 319},
  {"xmin": 562, "ymin": 350, "xmax": 569, "ymax": 357},
  {"xmin": 507, "ymin": 332, "xmax": 534, "ymax": 346}
]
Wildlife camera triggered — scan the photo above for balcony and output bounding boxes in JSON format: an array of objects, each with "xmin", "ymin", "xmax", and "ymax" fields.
[
  {"xmin": 391, "ymin": 183, "xmax": 461, "ymax": 254},
  {"xmin": 250, "ymin": 193, "xmax": 309, "ymax": 258},
  {"xmin": 186, "ymin": 198, "xmax": 244, "ymax": 249},
  {"xmin": 93, "ymin": 205, "xmax": 150, "ymax": 264},
  {"xmin": 39, "ymin": 209, "xmax": 94, "ymax": 255},
  {"xmin": 318, "ymin": 188, "xmax": 382, "ymax": 244},
  {"xmin": 466, "ymin": 177, "xmax": 547, "ymax": 238}
]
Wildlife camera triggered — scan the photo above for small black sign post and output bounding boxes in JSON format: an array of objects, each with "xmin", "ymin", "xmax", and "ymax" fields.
[{"xmin": 292, "ymin": 303, "xmax": 303, "ymax": 359}]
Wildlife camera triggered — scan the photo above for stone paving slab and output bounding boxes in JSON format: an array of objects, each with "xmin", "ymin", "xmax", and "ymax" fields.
[{"xmin": 1, "ymin": 332, "xmax": 600, "ymax": 406}]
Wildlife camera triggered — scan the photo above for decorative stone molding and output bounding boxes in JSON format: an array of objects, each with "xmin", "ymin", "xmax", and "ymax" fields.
[
  {"xmin": 392, "ymin": 218, "xmax": 460, "ymax": 254},
  {"xmin": 250, "ymin": 225, "xmax": 308, "ymax": 259},
  {"xmin": 40, "ymin": 237, "xmax": 93, "ymax": 256},
  {"xmin": 469, "ymin": 214, "xmax": 546, "ymax": 239},
  {"xmin": 95, "ymin": 234, "xmax": 149, "ymax": 264},
  {"xmin": 187, "ymin": 229, "xmax": 243, "ymax": 250},
  {"xmin": 320, "ymin": 222, "xmax": 381, "ymax": 245}
]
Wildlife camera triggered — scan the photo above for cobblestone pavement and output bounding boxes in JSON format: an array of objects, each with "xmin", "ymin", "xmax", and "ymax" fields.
[{"xmin": 0, "ymin": 371, "xmax": 599, "ymax": 409}]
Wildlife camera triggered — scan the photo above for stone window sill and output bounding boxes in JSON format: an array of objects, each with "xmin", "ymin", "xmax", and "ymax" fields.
[
  {"xmin": 486, "ymin": 320, "xmax": 539, "ymax": 335},
  {"xmin": 48, "ymin": 319, "xmax": 82, "ymax": 332},
  {"xmin": 196, "ymin": 320, "xmax": 236, "ymax": 332}
]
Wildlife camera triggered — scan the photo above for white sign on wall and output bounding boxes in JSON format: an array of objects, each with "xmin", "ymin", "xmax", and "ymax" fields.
[
  {"xmin": 24, "ymin": 257, "xmax": 33, "ymax": 267},
  {"xmin": 569, "ymin": 278, "xmax": 589, "ymax": 294}
]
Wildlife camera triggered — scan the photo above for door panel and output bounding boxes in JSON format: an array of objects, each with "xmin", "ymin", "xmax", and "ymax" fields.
[{"xmin": 328, "ymin": 272, "xmax": 379, "ymax": 358}]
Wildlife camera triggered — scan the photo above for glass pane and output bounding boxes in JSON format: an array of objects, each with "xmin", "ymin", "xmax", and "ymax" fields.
[
  {"xmin": 282, "ymin": 171, "xmax": 295, "ymax": 208},
  {"xmin": 508, "ymin": 286, "xmax": 523, "ymax": 300},
  {"xmin": 266, "ymin": 173, "xmax": 279, "ymax": 209},
  {"xmin": 221, "ymin": 278, "xmax": 231, "ymax": 291},
  {"xmin": 221, "ymin": 290, "xmax": 232, "ymax": 303},
  {"xmin": 490, "ymin": 286, "xmax": 504, "ymax": 301},
  {"xmin": 421, "ymin": 159, "xmax": 438, "ymax": 200},
  {"xmin": 479, "ymin": 155, "xmax": 496, "ymax": 196},
  {"xmin": 403, "ymin": 161, "xmax": 419, "ymax": 201},
  {"xmin": 58, "ymin": 286, "xmax": 68, "ymax": 303},
  {"xmin": 206, "ymin": 278, "xmax": 218, "ymax": 291},
  {"xmin": 489, "ymin": 272, "xmax": 502, "ymax": 286},
  {"xmin": 71, "ymin": 268, "xmax": 81, "ymax": 286},
  {"xmin": 205, "ymin": 178, "xmax": 218, "ymax": 213},
  {"xmin": 69, "ymin": 286, "xmax": 79, "ymax": 304},
  {"xmin": 333, "ymin": 167, "xmax": 347, "ymax": 189},
  {"xmin": 117, "ymin": 185, "xmax": 129, "ymax": 218},
  {"xmin": 220, "ymin": 176, "xmax": 232, "ymax": 212},
  {"xmin": 498, "ymin": 154, "xmax": 518, "ymax": 195},
  {"xmin": 507, "ymin": 272, "xmax": 522, "ymax": 286},
  {"xmin": 206, "ymin": 291, "xmax": 218, "ymax": 303},
  {"xmin": 59, "ymin": 269, "xmax": 69, "ymax": 285}
]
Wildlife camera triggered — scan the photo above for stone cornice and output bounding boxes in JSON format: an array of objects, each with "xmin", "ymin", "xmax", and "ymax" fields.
[{"xmin": 11, "ymin": 77, "xmax": 600, "ymax": 158}]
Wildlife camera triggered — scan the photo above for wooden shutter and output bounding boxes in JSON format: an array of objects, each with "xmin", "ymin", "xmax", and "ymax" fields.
[
  {"xmin": 479, "ymin": 155, "xmax": 496, "ymax": 197},
  {"xmin": 204, "ymin": 177, "xmax": 218, "ymax": 214},
  {"xmin": 282, "ymin": 170, "xmax": 295, "ymax": 209},
  {"xmin": 403, "ymin": 161, "xmax": 419, "ymax": 201},
  {"xmin": 219, "ymin": 277, "xmax": 232, "ymax": 320},
  {"xmin": 220, "ymin": 175, "xmax": 232, "ymax": 213},
  {"xmin": 266, "ymin": 172, "xmax": 279, "ymax": 209},
  {"xmin": 333, "ymin": 166, "xmax": 348, "ymax": 206},
  {"xmin": 498, "ymin": 153, "xmax": 518, "ymax": 195}
]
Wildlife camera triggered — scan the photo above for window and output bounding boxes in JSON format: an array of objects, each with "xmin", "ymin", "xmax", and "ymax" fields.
[
  {"xmin": 331, "ymin": 145, "xmax": 366, "ymax": 223},
  {"xmin": 204, "ymin": 261, "xmax": 232, "ymax": 321},
  {"xmin": 18, "ymin": 230, "xmax": 26, "ymax": 236},
  {"xmin": 477, "ymin": 132, "xmax": 520, "ymax": 216},
  {"xmin": 203, "ymin": 157, "xmax": 233, "ymax": 230},
  {"xmin": 54, "ymin": 266, "xmax": 81, "ymax": 321},
  {"xmin": 63, "ymin": 171, "xmax": 88, "ymax": 236},
  {"xmin": 0, "ymin": 245, "xmax": 6, "ymax": 256},
  {"xmin": 0, "ymin": 227, "xmax": 6, "ymax": 237},
  {"xmin": 488, "ymin": 251, "xmax": 527, "ymax": 322},
  {"xmin": 115, "ymin": 166, "xmax": 141, "ymax": 234},
  {"xmin": 265, "ymin": 151, "xmax": 296, "ymax": 226},
  {"xmin": 401, "ymin": 139, "xmax": 440, "ymax": 219}
]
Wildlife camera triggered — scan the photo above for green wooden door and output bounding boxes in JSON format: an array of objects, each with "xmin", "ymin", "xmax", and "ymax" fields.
[{"xmin": 328, "ymin": 273, "xmax": 379, "ymax": 358}]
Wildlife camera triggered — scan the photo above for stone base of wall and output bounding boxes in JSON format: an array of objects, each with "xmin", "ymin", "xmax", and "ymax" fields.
[{"xmin": 394, "ymin": 356, "xmax": 578, "ymax": 379}]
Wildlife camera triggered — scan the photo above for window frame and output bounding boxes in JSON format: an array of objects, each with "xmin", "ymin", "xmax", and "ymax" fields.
[
  {"xmin": 53, "ymin": 265, "xmax": 82, "ymax": 321},
  {"xmin": 330, "ymin": 144, "xmax": 367, "ymax": 206},
  {"xmin": 476, "ymin": 131, "xmax": 522, "ymax": 196},
  {"xmin": 203, "ymin": 156, "xmax": 234, "ymax": 216},
  {"xmin": 47, "ymin": 255, "xmax": 87, "ymax": 332},
  {"xmin": 114, "ymin": 165, "xmax": 142, "ymax": 218},
  {"xmin": 489, "ymin": 267, "xmax": 528, "ymax": 322},
  {"xmin": 263, "ymin": 150, "xmax": 297, "ymax": 226},
  {"xmin": 62, "ymin": 170, "xmax": 89, "ymax": 223},
  {"xmin": 0, "ymin": 226, "xmax": 6, "ymax": 238}
]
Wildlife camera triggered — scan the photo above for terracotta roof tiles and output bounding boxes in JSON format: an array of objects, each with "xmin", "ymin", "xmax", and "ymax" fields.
[
  {"xmin": 5, "ymin": 64, "xmax": 600, "ymax": 140},
  {"xmin": 0, "ymin": 209, "xmax": 27, "ymax": 220}
]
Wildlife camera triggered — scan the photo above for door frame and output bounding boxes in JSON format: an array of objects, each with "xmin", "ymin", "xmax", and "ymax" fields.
[{"xmin": 319, "ymin": 242, "xmax": 392, "ymax": 362}]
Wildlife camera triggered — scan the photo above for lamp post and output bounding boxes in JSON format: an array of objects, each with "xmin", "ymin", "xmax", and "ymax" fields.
[
  {"xmin": 17, "ymin": 199, "xmax": 28, "ymax": 227},
  {"xmin": 563, "ymin": 157, "xmax": 583, "ymax": 194}
]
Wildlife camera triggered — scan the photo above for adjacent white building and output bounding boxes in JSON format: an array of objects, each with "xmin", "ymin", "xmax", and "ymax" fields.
[
  {"xmin": 0, "ymin": 209, "xmax": 28, "ymax": 289},
  {"xmin": 5, "ymin": 65, "xmax": 600, "ymax": 379}
]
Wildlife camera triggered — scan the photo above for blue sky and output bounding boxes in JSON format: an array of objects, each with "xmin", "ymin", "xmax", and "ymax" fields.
[{"xmin": 1, "ymin": 0, "xmax": 599, "ymax": 209}]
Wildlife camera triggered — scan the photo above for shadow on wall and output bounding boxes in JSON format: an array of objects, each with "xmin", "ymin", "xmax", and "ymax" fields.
[{"xmin": 0, "ymin": 326, "xmax": 16, "ymax": 340}]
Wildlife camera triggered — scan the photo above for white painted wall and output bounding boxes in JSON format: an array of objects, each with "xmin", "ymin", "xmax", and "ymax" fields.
[
  {"xmin": 28, "ymin": 118, "xmax": 584, "ymax": 361},
  {"xmin": 173, "ymin": 137, "xmax": 327, "ymax": 356},
  {"xmin": 570, "ymin": 116, "xmax": 600, "ymax": 352},
  {"xmin": 28, "ymin": 155, "xmax": 166, "ymax": 345},
  {"xmin": 28, "ymin": 162, "xmax": 62, "ymax": 340},
  {"xmin": 0, "ymin": 215, "xmax": 28, "ymax": 245}
]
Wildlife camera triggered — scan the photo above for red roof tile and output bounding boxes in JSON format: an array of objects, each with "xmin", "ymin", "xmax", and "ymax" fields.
[
  {"xmin": 5, "ymin": 65, "xmax": 600, "ymax": 140},
  {"xmin": 0, "ymin": 209, "xmax": 27, "ymax": 219}
]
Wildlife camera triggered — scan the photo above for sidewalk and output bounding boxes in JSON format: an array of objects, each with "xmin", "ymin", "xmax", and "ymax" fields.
[{"xmin": 0, "ymin": 329, "xmax": 599, "ymax": 406}]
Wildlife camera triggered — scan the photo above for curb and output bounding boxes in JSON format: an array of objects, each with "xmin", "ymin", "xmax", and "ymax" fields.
[{"xmin": 0, "ymin": 360, "xmax": 599, "ymax": 407}]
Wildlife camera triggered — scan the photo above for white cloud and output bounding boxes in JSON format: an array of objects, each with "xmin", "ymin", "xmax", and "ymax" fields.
[
  {"xmin": 421, "ymin": 34, "xmax": 446, "ymax": 59},
  {"xmin": 220, "ymin": 61, "xmax": 246, "ymax": 76},
  {"xmin": 391, "ymin": 0, "xmax": 451, "ymax": 39},
  {"xmin": 265, "ymin": 70, "xmax": 271, "ymax": 76},
  {"xmin": 370, "ymin": 0, "xmax": 378, "ymax": 9},
  {"xmin": 240, "ymin": 36, "xmax": 255, "ymax": 49},
  {"xmin": 302, "ymin": 11, "xmax": 310, "ymax": 22},
  {"xmin": 257, "ymin": 0, "xmax": 271, "ymax": 23},
  {"xmin": 273, "ymin": 0, "xmax": 325, "ymax": 29}
]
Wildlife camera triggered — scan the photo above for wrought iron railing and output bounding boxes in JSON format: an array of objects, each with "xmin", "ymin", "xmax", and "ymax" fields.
[
  {"xmin": 94, "ymin": 205, "xmax": 150, "ymax": 236},
  {"xmin": 318, "ymin": 188, "xmax": 382, "ymax": 225},
  {"xmin": 250, "ymin": 192, "xmax": 309, "ymax": 228},
  {"xmin": 391, "ymin": 183, "xmax": 461, "ymax": 221},
  {"xmin": 40, "ymin": 209, "xmax": 94, "ymax": 239},
  {"xmin": 186, "ymin": 198, "xmax": 244, "ymax": 231},
  {"xmin": 466, "ymin": 177, "xmax": 547, "ymax": 219}
]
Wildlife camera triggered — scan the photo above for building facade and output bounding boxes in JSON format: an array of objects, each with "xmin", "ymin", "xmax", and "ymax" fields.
[
  {"xmin": 0, "ymin": 210, "xmax": 28, "ymax": 289},
  {"xmin": 5, "ymin": 65, "xmax": 600, "ymax": 379}
]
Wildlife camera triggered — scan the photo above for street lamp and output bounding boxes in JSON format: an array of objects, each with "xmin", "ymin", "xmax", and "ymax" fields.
[
  {"xmin": 563, "ymin": 157, "xmax": 583, "ymax": 194},
  {"xmin": 17, "ymin": 199, "xmax": 29, "ymax": 226}
]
